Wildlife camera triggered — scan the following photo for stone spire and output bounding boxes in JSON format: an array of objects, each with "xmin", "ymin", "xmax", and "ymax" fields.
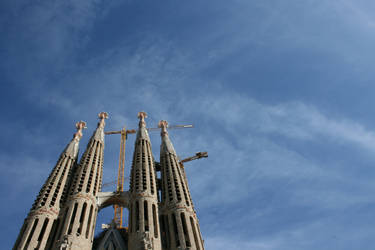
[
  {"xmin": 159, "ymin": 120, "xmax": 177, "ymax": 156},
  {"xmin": 53, "ymin": 112, "xmax": 108, "ymax": 250},
  {"xmin": 128, "ymin": 111, "xmax": 162, "ymax": 250},
  {"xmin": 136, "ymin": 111, "xmax": 151, "ymax": 141},
  {"xmin": 13, "ymin": 121, "xmax": 86, "ymax": 250},
  {"xmin": 158, "ymin": 120, "xmax": 204, "ymax": 250}
]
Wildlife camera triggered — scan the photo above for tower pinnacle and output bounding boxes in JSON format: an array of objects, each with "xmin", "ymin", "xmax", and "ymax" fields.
[
  {"xmin": 158, "ymin": 120, "xmax": 168, "ymax": 135},
  {"xmin": 64, "ymin": 121, "xmax": 87, "ymax": 158},
  {"xmin": 138, "ymin": 111, "xmax": 147, "ymax": 127},
  {"xmin": 136, "ymin": 111, "xmax": 150, "ymax": 141},
  {"xmin": 73, "ymin": 121, "xmax": 87, "ymax": 140},
  {"xmin": 98, "ymin": 112, "xmax": 109, "ymax": 128},
  {"xmin": 158, "ymin": 120, "xmax": 177, "ymax": 156},
  {"xmin": 93, "ymin": 112, "xmax": 108, "ymax": 142}
]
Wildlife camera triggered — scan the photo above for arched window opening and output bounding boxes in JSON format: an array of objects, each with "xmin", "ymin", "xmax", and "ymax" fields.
[
  {"xmin": 152, "ymin": 204, "xmax": 158, "ymax": 238},
  {"xmin": 181, "ymin": 213, "xmax": 191, "ymax": 247},
  {"xmin": 35, "ymin": 218, "xmax": 49, "ymax": 249},
  {"xmin": 55, "ymin": 208, "xmax": 68, "ymax": 241},
  {"xmin": 172, "ymin": 213, "xmax": 180, "ymax": 247},
  {"xmin": 90, "ymin": 208, "xmax": 98, "ymax": 240},
  {"xmin": 46, "ymin": 219, "xmax": 60, "ymax": 250},
  {"xmin": 68, "ymin": 203, "xmax": 78, "ymax": 235},
  {"xmin": 165, "ymin": 215, "xmax": 171, "ymax": 249},
  {"xmin": 77, "ymin": 202, "xmax": 87, "ymax": 235},
  {"xmin": 160, "ymin": 215, "xmax": 166, "ymax": 248},
  {"xmin": 144, "ymin": 201, "xmax": 149, "ymax": 231},
  {"xmin": 135, "ymin": 201, "xmax": 140, "ymax": 231},
  {"xmin": 37, "ymin": 218, "xmax": 49, "ymax": 242},
  {"xmin": 129, "ymin": 203, "xmax": 133, "ymax": 233},
  {"xmin": 86, "ymin": 205, "xmax": 94, "ymax": 239},
  {"xmin": 24, "ymin": 218, "xmax": 39, "ymax": 250}
]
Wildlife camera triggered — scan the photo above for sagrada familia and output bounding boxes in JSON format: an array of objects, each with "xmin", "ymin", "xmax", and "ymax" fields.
[{"xmin": 13, "ymin": 112, "xmax": 204, "ymax": 250}]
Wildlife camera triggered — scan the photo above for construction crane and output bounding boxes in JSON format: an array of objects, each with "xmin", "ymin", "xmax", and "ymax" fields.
[
  {"xmin": 103, "ymin": 127, "xmax": 135, "ymax": 229},
  {"xmin": 180, "ymin": 152, "xmax": 208, "ymax": 164},
  {"xmin": 102, "ymin": 177, "xmax": 130, "ymax": 188},
  {"xmin": 104, "ymin": 123, "xmax": 193, "ymax": 229},
  {"xmin": 179, "ymin": 152, "xmax": 208, "ymax": 176}
]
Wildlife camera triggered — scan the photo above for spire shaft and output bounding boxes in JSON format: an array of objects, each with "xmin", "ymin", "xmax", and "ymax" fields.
[
  {"xmin": 53, "ymin": 112, "xmax": 108, "ymax": 249},
  {"xmin": 128, "ymin": 112, "xmax": 162, "ymax": 250},
  {"xmin": 13, "ymin": 121, "xmax": 86, "ymax": 250},
  {"xmin": 158, "ymin": 120, "xmax": 204, "ymax": 250}
]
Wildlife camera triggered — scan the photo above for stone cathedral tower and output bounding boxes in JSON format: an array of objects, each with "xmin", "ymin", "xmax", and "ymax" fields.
[
  {"xmin": 13, "ymin": 112, "xmax": 204, "ymax": 250},
  {"xmin": 128, "ymin": 111, "xmax": 162, "ymax": 250},
  {"xmin": 158, "ymin": 121, "xmax": 204, "ymax": 250}
]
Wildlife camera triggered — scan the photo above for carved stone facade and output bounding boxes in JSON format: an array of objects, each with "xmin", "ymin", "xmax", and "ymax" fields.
[
  {"xmin": 13, "ymin": 112, "xmax": 204, "ymax": 250},
  {"xmin": 128, "ymin": 112, "xmax": 162, "ymax": 250},
  {"xmin": 158, "ymin": 121, "xmax": 204, "ymax": 250}
]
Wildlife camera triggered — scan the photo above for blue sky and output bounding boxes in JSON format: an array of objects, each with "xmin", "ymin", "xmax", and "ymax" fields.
[{"xmin": 1, "ymin": 0, "xmax": 375, "ymax": 249}]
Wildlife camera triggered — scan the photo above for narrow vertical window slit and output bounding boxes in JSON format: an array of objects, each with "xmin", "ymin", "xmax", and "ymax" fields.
[
  {"xmin": 77, "ymin": 202, "xmax": 87, "ymax": 235},
  {"xmin": 144, "ymin": 201, "xmax": 149, "ymax": 231},
  {"xmin": 135, "ymin": 201, "xmax": 139, "ymax": 231},
  {"xmin": 181, "ymin": 213, "xmax": 191, "ymax": 247},
  {"xmin": 24, "ymin": 218, "xmax": 39, "ymax": 250},
  {"xmin": 172, "ymin": 213, "xmax": 180, "ymax": 247},
  {"xmin": 153, "ymin": 204, "xmax": 158, "ymax": 238},
  {"xmin": 68, "ymin": 203, "xmax": 78, "ymax": 235},
  {"xmin": 86, "ymin": 205, "xmax": 94, "ymax": 239}
]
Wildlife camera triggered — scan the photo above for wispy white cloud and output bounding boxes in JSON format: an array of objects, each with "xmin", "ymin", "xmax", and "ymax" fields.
[
  {"xmin": 174, "ymin": 95, "xmax": 375, "ymax": 212},
  {"xmin": 195, "ymin": 95, "xmax": 375, "ymax": 153}
]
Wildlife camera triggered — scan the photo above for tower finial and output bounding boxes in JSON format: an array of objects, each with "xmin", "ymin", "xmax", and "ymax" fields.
[
  {"xmin": 137, "ymin": 111, "xmax": 147, "ymax": 127},
  {"xmin": 73, "ymin": 121, "xmax": 87, "ymax": 140},
  {"xmin": 158, "ymin": 120, "xmax": 168, "ymax": 135},
  {"xmin": 98, "ymin": 112, "xmax": 109, "ymax": 128}
]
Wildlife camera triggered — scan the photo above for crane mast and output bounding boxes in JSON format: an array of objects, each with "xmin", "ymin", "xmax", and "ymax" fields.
[{"xmin": 114, "ymin": 127, "xmax": 126, "ymax": 228}]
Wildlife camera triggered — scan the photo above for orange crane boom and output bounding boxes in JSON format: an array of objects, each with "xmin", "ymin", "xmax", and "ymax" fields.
[{"xmin": 180, "ymin": 152, "xmax": 208, "ymax": 163}]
